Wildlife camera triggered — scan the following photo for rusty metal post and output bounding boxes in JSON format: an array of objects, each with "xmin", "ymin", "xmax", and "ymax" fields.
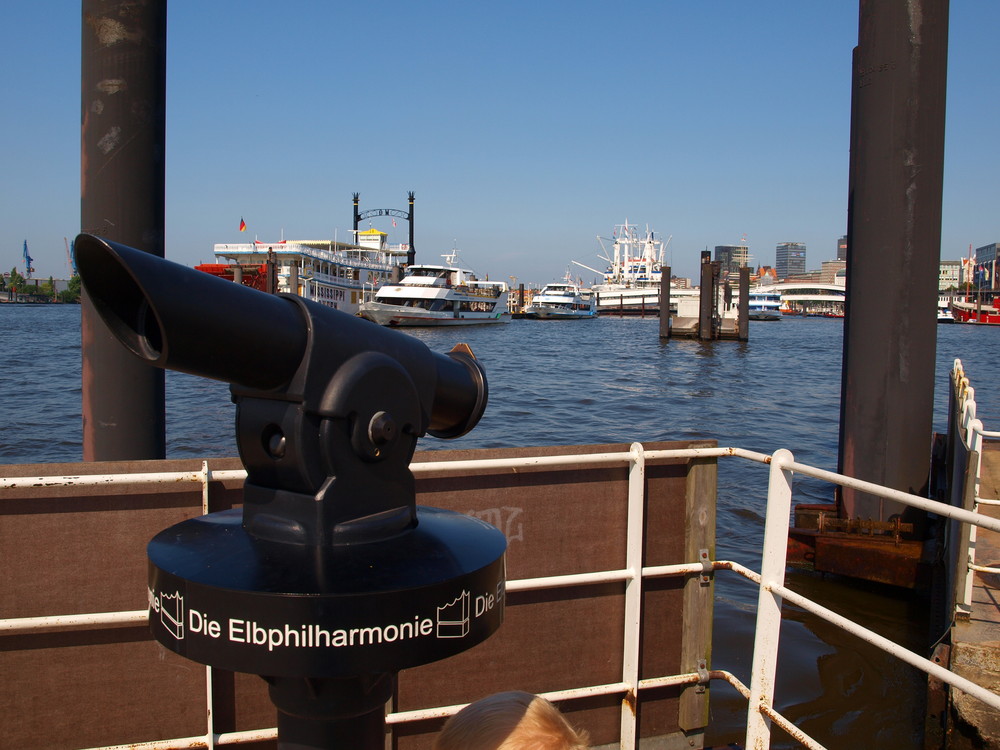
[
  {"xmin": 738, "ymin": 267, "xmax": 750, "ymax": 341},
  {"xmin": 698, "ymin": 254, "xmax": 715, "ymax": 341},
  {"xmin": 838, "ymin": 0, "xmax": 949, "ymax": 525},
  {"xmin": 80, "ymin": 0, "xmax": 167, "ymax": 460},
  {"xmin": 659, "ymin": 267, "xmax": 671, "ymax": 338},
  {"xmin": 266, "ymin": 249, "xmax": 278, "ymax": 294}
]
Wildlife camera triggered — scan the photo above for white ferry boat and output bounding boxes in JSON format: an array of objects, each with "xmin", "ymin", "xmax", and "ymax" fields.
[
  {"xmin": 773, "ymin": 281, "xmax": 847, "ymax": 317},
  {"xmin": 747, "ymin": 289, "xmax": 783, "ymax": 321},
  {"xmin": 574, "ymin": 221, "xmax": 698, "ymax": 315},
  {"xmin": 358, "ymin": 250, "xmax": 510, "ymax": 326},
  {"xmin": 523, "ymin": 277, "xmax": 596, "ymax": 320},
  {"xmin": 199, "ymin": 228, "xmax": 406, "ymax": 315}
]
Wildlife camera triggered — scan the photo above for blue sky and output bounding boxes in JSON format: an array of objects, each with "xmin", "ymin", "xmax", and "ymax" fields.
[{"xmin": 2, "ymin": 3, "xmax": 997, "ymax": 285}]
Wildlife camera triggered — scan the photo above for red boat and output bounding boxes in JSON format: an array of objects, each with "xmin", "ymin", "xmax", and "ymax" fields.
[
  {"xmin": 195, "ymin": 262, "xmax": 271, "ymax": 292},
  {"xmin": 951, "ymin": 297, "xmax": 1000, "ymax": 324}
]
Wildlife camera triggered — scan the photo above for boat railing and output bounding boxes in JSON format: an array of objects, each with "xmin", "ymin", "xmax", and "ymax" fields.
[
  {"xmin": 4, "ymin": 439, "xmax": 1000, "ymax": 749},
  {"xmin": 455, "ymin": 284, "xmax": 504, "ymax": 299},
  {"xmin": 215, "ymin": 243, "xmax": 395, "ymax": 273},
  {"xmin": 949, "ymin": 359, "xmax": 1000, "ymax": 617}
]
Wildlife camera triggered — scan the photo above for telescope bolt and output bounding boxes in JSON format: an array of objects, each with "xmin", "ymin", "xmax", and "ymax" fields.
[
  {"xmin": 265, "ymin": 426, "xmax": 287, "ymax": 459},
  {"xmin": 367, "ymin": 411, "xmax": 397, "ymax": 455}
]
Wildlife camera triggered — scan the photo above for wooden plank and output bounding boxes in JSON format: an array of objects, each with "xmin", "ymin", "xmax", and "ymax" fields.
[{"xmin": 678, "ymin": 442, "xmax": 716, "ymax": 733}]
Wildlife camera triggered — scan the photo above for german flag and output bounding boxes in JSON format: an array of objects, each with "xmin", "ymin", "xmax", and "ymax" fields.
[{"xmin": 239, "ymin": 217, "xmax": 247, "ymax": 232}]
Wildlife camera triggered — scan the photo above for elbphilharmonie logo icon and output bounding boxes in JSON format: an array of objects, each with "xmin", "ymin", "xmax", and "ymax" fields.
[
  {"xmin": 160, "ymin": 591, "xmax": 184, "ymax": 640},
  {"xmin": 436, "ymin": 590, "xmax": 470, "ymax": 638}
]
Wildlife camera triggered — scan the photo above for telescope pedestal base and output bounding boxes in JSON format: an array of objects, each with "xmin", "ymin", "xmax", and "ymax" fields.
[{"xmin": 268, "ymin": 674, "xmax": 393, "ymax": 750}]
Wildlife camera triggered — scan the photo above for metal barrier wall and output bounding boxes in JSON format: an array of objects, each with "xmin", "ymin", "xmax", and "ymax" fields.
[
  {"xmin": 4, "ymin": 441, "xmax": 1000, "ymax": 749},
  {"xmin": 1, "ymin": 442, "xmax": 713, "ymax": 750},
  {"xmin": 949, "ymin": 358, "xmax": 1000, "ymax": 618}
]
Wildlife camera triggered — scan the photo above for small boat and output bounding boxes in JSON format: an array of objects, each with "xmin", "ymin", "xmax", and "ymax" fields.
[
  {"xmin": 747, "ymin": 290, "xmax": 783, "ymax": 321},
  {"xmin": 523, "ymin": 277, "xmax": 597, "ymax": 320},
  {"xmin": 358, "ymin": 250, "xmax": 509, "ymax": 326},
  {"xmin": 950, "ymin": 297, "xmax": 1000, "ymax": 324},
  {"xmin": 938, "ymin": 301, "xmax": 956, "ymax": 323}
]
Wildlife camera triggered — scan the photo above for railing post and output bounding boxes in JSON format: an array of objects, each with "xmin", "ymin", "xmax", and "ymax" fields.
[
  {"xmin": 746, "ymin": 449, "xmax": 794, "ymax": 749},
  {"xmin": 620, "ymin": 442, "xmax": 646, "ymax": 749},
  {"xmin": 954, "ymin": 448, "xmax": 979, "ymax": 618}
]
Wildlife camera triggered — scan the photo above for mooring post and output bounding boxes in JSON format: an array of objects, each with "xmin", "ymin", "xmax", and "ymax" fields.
[
  {"xmin": 659, "ymin": 267, "xmax": 671, "ymax": 338},
  {"xmin": 738, "ymin": 267, "xmax": 750, "ymax": 341},
  {"xmin": 80, "ymin": 0, "xmax": 167, "ymax": 461},
  {"xmin": 698, "ymin": 253, "xmax": 715, "ymax": 341},
  {"xmin": 267, "ymin": 250, "xmax": 278, "ymax": 294},
  {"xmin": 838, "ymin": 0, "xmax": 949, "ymax": 525}
]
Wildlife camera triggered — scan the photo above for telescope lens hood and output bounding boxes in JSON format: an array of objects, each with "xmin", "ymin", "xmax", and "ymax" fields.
[
  {"xmin": 75, "ymin": 234, "xmax": 306, "ymax": 389},
  {"xmin": 428, "ymin": 344, "xmax": 489, "ymax": 439},
  {"xmin": 76, "ymin": 234, "xmax": 167, "ymax": 363}
]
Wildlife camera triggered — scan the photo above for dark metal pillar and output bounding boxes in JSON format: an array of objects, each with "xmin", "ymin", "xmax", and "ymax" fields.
[
  {"xmin": 659, "ymin": 267, "xmax": 671, "ymax": 338},
  {"xmin": 698, "ymin": 253, "xmax": 715, "ymax": 341},
  {"xmin": 266, "ymin": 249, "xmax": 278, "ymax": 294},
  {"xmin": 838, "ymin": 0, "xmax": 949, "ymax": 524},
  {"xmin": 407, "ymin": 191, "xmax": 415, "ymax": 266},
  {"xmin": 352, "ymin": 192, "xmax": 360, "ymax": 242},
  {"xmin": 80, "ymin": 0, "xmax": 167, "ymax": 460},
  {"xmin": 738, "ymin": 267, "xmax": 750, "ymax": 341}
]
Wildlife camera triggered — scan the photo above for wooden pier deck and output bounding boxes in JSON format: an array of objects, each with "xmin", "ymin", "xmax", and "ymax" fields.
[{"xmin": 950, "ymin": 442, "xmax": 1000, "ymax": 747}]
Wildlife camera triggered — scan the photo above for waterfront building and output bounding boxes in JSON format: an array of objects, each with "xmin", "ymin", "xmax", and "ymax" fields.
[
  {"xmin": 783, "ymin": 261, "xmax": 845, "ymax": 286},
  {"xmin": 939, "ymin": 259, "xmax": 961, "ymax": 290},
  {"xmin": 819, "ymin": 260, "xmax": 846, "ymax": 284},
  {"xmin": 974, "ymin": 242, "xmax": 1000, "ymax": 290},
  {"xmin": 775, "ymin": 242, "xmax": 807, "ymax": 279},
  {"xmin": 975, "ymin": 242, "xmax": 999, "ymax": 266},
  {"xmin": 754, "ymin": 266, "xmax": 778, "ymax": 285},
  {"xmin": 715, "ymin": 242, "xmax": 752, "ymax": 275},
  {"xmin": 671, "ymin": 275, "xmax": 692, "ymax": 289}
]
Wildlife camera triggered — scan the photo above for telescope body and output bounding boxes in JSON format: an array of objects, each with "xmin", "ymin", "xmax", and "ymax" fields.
[{"xmin": 75, "ymin": 235, "xmax": 506, "ymax": 748}]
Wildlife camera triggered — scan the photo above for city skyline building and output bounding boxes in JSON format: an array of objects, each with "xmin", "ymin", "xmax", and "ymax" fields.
[
  {"xmin": 714, "ymin": 242, "xmax": 752, "ymax": 275},
  {"xmin": 775, "ymin": 242, "xmax": 807, "ymax": 279}
]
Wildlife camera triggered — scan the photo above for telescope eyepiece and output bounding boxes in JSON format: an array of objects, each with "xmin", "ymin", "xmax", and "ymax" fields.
[{"xmin": 134, "ymin": 298, "xmax": 164, "ymax": 361}]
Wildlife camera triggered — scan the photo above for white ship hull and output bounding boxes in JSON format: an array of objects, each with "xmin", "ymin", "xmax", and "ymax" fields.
[
  {"xmin": 358, "ymin": 250, "xmax": 510, "ymax": 327},
  {"xmin": 359, "ymin": 301, "xmax": 510, "ymax": 326},
  {"xmin": 524, "ymin": 306, "xmax": 596, "ymax": 320},
  {"xmin": 523, "ymin": 279, "xmax": 597, "ymax": 319}
]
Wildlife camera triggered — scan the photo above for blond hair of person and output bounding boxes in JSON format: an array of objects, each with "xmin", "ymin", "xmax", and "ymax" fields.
[{"xmin": 433, "ymin": 691, "xmax": 589, "ymax": 750}]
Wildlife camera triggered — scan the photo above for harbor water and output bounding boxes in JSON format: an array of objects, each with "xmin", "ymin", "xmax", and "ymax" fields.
[{"xmin": 4, "ymin": 302, "xmax": 999, "ymax": 748}]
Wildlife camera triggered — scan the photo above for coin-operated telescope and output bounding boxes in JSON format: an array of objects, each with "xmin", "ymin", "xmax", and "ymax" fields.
[{"xmin": 75, "ymin": 235, "xmax": 506, "ymax": 750}]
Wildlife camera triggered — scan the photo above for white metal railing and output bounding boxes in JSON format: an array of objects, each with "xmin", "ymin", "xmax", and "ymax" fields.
[
  {"xmin": 951, "ymin": 359, "xmax": 1000, "ymax": 619},
  {"xmin": 4, "ymin": 444, "xmax": 1000, "ymax": 750}
]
